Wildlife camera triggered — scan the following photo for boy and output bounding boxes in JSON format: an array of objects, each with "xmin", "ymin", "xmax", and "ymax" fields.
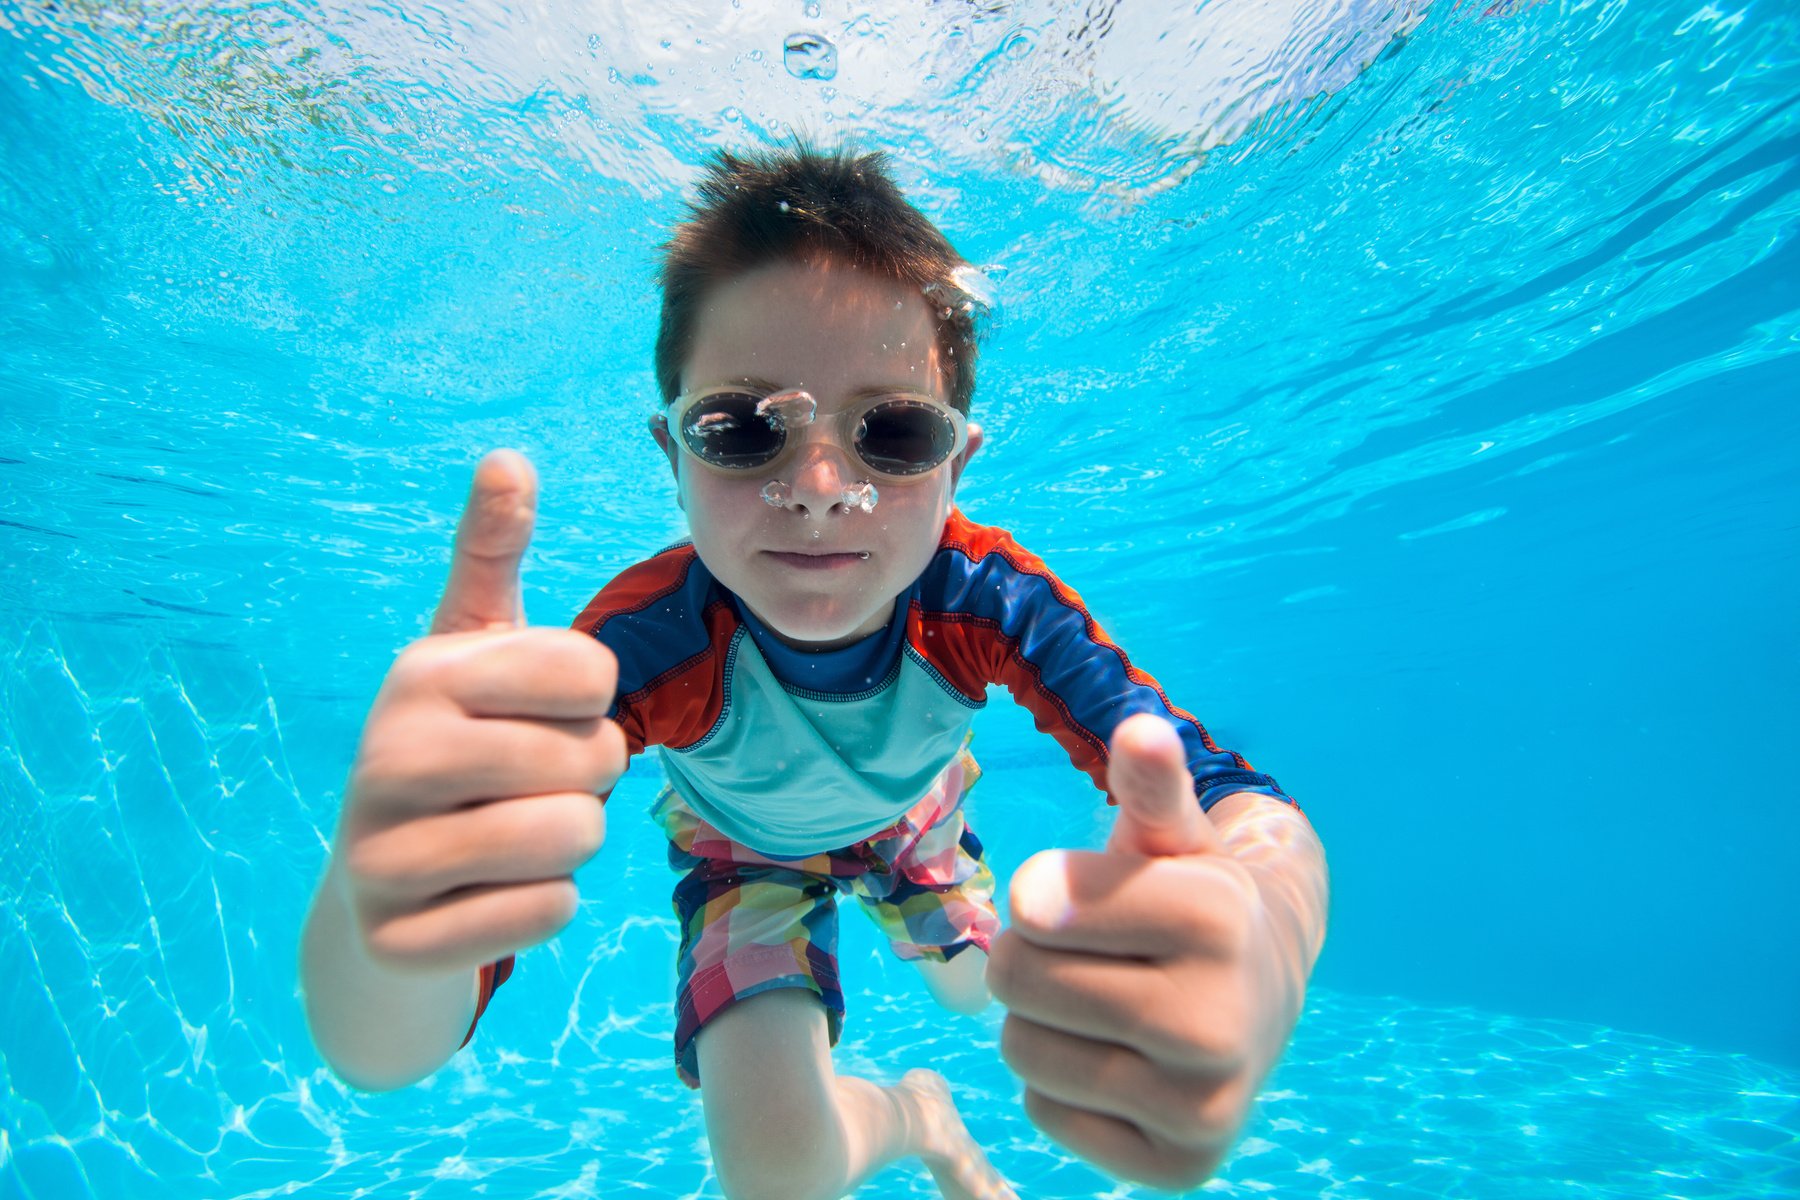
[{"xmin": 301, "ymin": 146, "xmax": 1328, "ymax": 1200}]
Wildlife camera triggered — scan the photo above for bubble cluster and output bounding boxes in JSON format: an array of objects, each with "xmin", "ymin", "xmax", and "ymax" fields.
[{"xmin": 839, "ymin": 480, "xmax": 879, "ymax": 512}]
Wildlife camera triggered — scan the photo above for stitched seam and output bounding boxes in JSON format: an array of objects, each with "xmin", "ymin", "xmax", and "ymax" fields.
[
  {"xmin": 672, "ymin": 626, "xmax": 743, "ymax": 752},
  {"xmin": 900, "ymin": 638, "xmax": 987, "ymax": 710},
  {"xmin": 776, "ymin": 650, "xmax": 906, "ymax": 703}
]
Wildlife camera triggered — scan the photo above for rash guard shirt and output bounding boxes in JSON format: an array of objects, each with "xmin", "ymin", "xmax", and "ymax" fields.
[{"xmin": 571, "ymin": 507, "xmax": 1290, "ymax": 857}]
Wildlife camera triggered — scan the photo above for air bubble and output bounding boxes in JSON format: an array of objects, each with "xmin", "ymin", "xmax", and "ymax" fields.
[
  {"xmin": 783, "ymin": 32, "xmax": 838, "ymax": 80},
  {"xmin": 804, "ymin": 1, "xmax": 821, "ymax": 16},
  {"xmin": 839, "ymin": 481, "xmax": 879, "ymax": 513},
  {"xmin": 762, "ymin": 480, "xmax": 793, "ymax": 507},
  {"xmin": 756, "ymin": 390, "xmax": 816, "ymax": 427}
]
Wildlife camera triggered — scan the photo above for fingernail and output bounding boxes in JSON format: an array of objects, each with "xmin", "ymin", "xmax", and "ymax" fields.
[{"xmin": 1013, "ymin": 851, "xmax": 1072, "ymax": 929}]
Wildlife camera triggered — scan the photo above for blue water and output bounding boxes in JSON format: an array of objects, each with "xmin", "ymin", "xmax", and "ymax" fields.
[{"xmin": 3, "ymin": 1, "xmax": 1798, "ymax": 1197}]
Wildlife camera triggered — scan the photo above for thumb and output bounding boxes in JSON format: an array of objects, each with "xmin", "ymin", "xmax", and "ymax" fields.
[
  {"xmin": 430, "ymin": 449, "xmax": 538, "ymax": 635},
  {"xmin": 1105, "ymin": 713, "xmax": 1223, "ymax": 858}
]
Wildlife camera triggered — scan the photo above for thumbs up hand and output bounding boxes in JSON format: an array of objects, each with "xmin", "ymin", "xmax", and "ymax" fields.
[
  {"xmin": 987, "ymin": 714, "xmax": 1312, "ymax": 1191},
  {"xmin": 332, "ymin": 450, "xmax": 626, "ymax": 977}
]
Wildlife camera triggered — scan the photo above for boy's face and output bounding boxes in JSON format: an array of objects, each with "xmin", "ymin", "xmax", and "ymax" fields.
[{"xmin": 652, "ymin": 257, "xmax": 982, "ymax": 650}]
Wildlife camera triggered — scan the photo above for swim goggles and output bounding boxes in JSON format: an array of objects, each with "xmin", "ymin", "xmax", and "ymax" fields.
[{"xmin": 662, "ymin": 387, "xmax": 968, "ymax": 483}]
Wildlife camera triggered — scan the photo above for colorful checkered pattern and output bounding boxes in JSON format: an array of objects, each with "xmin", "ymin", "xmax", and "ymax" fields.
[{"xmin": 656, "ymin": 745, "xmax": 999, "ymax": 1088}]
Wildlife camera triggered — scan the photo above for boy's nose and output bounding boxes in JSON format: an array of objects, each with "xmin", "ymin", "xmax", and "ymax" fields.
[{"xmin": 785, "ymin": 438, "xmax": 857, "ymax": 516}]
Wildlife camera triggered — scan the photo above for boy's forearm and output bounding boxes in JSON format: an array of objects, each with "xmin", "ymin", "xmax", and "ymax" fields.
[
  {"xmin": 300, "ymin": 862, "xmax": 482, "ymax": 1092},
  {"xmin": 1208, "ymin": 792, "xmax": 1330, "ymax": 1066}
]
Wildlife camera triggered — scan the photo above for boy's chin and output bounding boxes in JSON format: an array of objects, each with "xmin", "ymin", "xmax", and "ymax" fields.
[{"xmin": 755, "ymin": 602, "xmax": 885, "ymax": 650}]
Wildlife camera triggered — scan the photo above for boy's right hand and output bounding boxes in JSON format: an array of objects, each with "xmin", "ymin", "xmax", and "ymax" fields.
[{"xmin": 332, "ymin": 449, "xmax": 625, "ymax": 978}]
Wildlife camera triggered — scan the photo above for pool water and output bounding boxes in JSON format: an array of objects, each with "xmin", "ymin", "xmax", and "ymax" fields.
[{"xmin": 3, "ymin": 1, "xmax": 1797, "ymax": 1197}]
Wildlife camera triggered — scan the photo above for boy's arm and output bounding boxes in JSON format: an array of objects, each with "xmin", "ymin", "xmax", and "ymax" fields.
[
  {"xmin": 928, "ymin": 513, "xmax": 1293, "ymax": 813},
  {"xmin": 298, "ymin": 451, "xmax": 622, "ymax": 1091},
  {"xmin": 300, "ymin": 863, "xmax": 484, "ymax": 1091},
  {"xmin": 986, "ymin": 716, "xmax": 1328, "ymax": 1191},
  {"xmin": 934, "ymin": 522, "xmax": 1321, "ymax": 1185}
]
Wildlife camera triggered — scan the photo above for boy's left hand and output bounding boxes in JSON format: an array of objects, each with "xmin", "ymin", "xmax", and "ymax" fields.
[{"xmin": 987, "ymin": 714, "xmax": 1310, "ymax": 1191}]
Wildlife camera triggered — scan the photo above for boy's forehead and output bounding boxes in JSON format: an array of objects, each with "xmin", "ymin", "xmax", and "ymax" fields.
[{"xmin": 685, "ymin": 259, "xmax": 947, "ymax": 397}]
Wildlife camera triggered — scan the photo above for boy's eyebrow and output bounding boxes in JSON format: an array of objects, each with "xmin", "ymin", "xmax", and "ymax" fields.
[{"xmin": 711, "ymin": 375, "xmax": 936, "ymax": 400}]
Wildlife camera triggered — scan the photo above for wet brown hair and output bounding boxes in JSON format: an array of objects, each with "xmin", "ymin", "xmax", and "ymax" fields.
[{"xmin": 654, "ymin": 143, "xmax": 982, "ymax": 414}]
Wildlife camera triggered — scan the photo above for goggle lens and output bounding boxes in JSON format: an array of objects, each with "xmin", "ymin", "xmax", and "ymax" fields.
[
  {"xmin": 855, "ymin": 398, "xmax": 959, "ymax": 477},
  {"xmin": 679, "ymin": 392, "xmax": 786, "ymax": 469}
]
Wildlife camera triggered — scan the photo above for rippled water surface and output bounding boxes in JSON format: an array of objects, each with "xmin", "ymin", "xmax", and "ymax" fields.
[{"xmin": 3, "ymin": 0, "xmax": 1797, "ymax": 1196}]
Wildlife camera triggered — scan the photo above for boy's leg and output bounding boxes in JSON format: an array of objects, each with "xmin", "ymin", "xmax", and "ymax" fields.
[
  {"xmin": 696, "ymin": 987, "xmax": 1013, "ymax": 1200},
  {"xmin": 859, "ymin": 786, "xmax": 1001, "ymax": 1018},
  {"xmin": 658, "ymin": 785, "xmax": 1012, "ymax": 1200}
]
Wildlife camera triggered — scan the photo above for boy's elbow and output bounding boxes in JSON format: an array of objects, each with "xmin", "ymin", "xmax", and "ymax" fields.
[
  {"xmin": 324, "ymin": 1056, "xmax": 438, "ymax": 1094},
  {"xmin": 300, "ymin": 983, "xmax": 464, "ymax": 1094}
]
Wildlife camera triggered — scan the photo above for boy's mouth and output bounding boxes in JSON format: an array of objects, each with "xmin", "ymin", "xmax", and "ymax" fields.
[{"xmin": 764, "ymin": 550, "xmax": 869, "ymax": 570}]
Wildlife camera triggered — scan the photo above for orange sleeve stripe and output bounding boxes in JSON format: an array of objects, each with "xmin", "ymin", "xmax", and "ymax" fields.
[
  {"xmin": 936, "ymin": 511, "xmax": 1247, "ymax": 771},
  {"xmin": 571, "ymin": 546, "xmax": 731, "ymax": 754}
]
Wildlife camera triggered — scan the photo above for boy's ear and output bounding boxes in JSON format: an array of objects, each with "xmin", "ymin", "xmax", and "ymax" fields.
[
  {"xmin": 648, "ymin": 414, "xmax": 685, "ymax": 508},
  {"xmin": 948, "ymin": 422, "xmax": 983, "ymax": 493}
]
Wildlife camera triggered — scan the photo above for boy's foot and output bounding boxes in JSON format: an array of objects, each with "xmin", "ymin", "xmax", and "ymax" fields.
[{"xmin": 896, "ymin": 1068, "xmax": 1018, "ymax": 1200}]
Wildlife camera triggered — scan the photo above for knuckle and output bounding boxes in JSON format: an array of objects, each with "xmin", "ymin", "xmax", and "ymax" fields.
[
  {"xmin": 509, "ymin": 799, "xmax": 564, "ymax": 862},
  {"xmin": 528, "ymin": 879, "xmax": 580, "ymax": 937},
  {"xmin": 1142, "ymin": 1147, "xmax": 1221, "ymax": 1193},
  {"xmin": 1134, "ymin": 988, "xmax": 1236, "ymax": 1068},
  {"xmin": 379, "ymin": 642, "xmax": 428, "ymax": 694},
  {"xmin": 362, "ymin": 919, "xmax": 431, "ymax": 972},
  {"xmin": 577, "ymin": 631, "xmax": 620, "ymax": 694},
  {"xmin": 547, "ymin": 728, "xmax": 596, "ymax": 786},
  {"xmin": 538, "ymin": 793, "xmax": 606, "ymax": 864},
  {"xmin": 494, "ymin": 881, "xmax": 578, "ymax": 951},
  {"xmin": 1192, "ymin": 1073, "xmax": 1253, "ymax": 1139},
  {"xmin": 997, "ymin": 1016, "xmax": 1033, "ymax": 1075},
  {"xmin": 344, "ymin": 823, "xmax": 447, "ymax": 898},
  {"xmin": 1144, "ymin": 1072, "xmax": 1240, "ymax": 1148},
  {"xmin": 350, "ymin": 717, "xmax": 441, "ymax": 800},
  {"xmin": 1174, "ymin": 1002, "xmax": 1249, "ymax": 1070},
  {"xmin": 542, "ymin": 627, "xmax": 619, "ymax": 702},
  {"xmin": 1169, "ymin": 865, "xmax": 1252, "ymax": 949},
  {"xmin": 591, "ymin": 719, "xmax": 628, "ymax": 789},
  {"xmin": 577, "ymin": 798, "xmax": 608, "ymax": 860},
  {"xmin": 386, "ymin": 637, "xmax": 456, "ymax": 699},
  {"xmin": 339, "ymin": 838, "xmax": 394, "ymax": 893}
]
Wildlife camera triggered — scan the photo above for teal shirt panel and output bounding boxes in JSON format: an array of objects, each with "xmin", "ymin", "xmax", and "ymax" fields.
[{"xmin": 656, "ymin": 625, "xmax": 984, "ymax": 858}]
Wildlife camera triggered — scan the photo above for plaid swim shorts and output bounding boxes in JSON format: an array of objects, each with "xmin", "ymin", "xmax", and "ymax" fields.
[{"xmin": 655, "ymin": 745, "xmax": 1000, "ymax": 1088}]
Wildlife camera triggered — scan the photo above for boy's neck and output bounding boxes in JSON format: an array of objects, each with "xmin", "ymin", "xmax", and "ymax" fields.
[{"xmin": 735, "ymin": 593, "xmax": 902, "ymax": 653}]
